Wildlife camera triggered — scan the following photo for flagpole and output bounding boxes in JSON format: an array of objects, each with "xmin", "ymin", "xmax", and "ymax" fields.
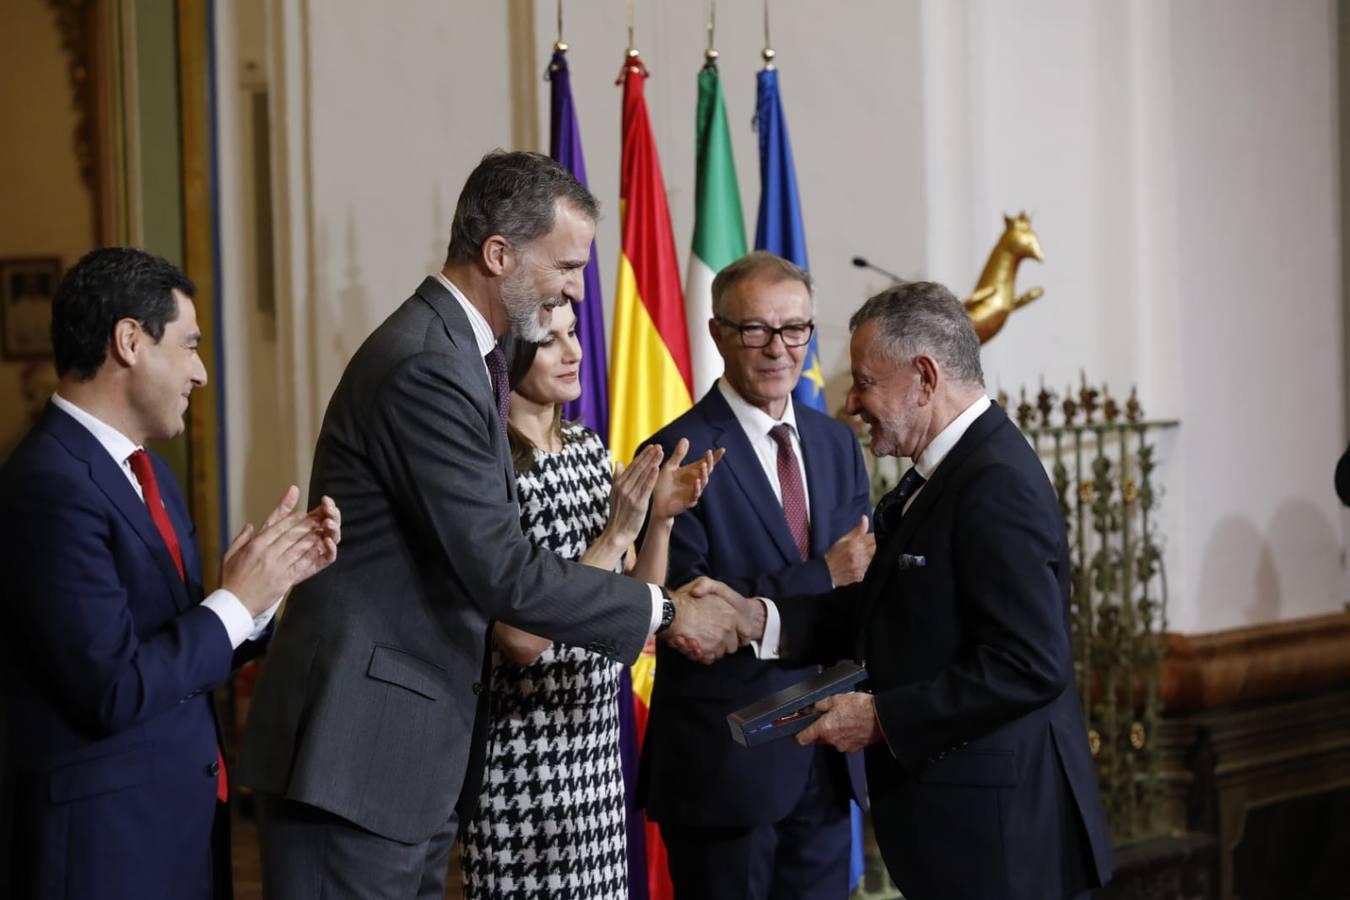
[
  {"xmin": 706, "ymin": 0, "xmax": 718, "ymax": 62},
  {"xmin": 627, "ymin": 0, "xmax": 636, "ymax": 57},
  {"xmin": 762, "ymin": 0, "xmax": 775, "ymax": 68}
]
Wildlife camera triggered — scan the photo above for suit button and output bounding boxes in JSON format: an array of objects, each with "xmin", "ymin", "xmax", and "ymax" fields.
[
  {"xmin": 472, "ymin": 682, "xmax": 484, "ymax": 695},
  {"xmin": 207, "ymin": 760, "xmax": 221, "ymax": 777}
]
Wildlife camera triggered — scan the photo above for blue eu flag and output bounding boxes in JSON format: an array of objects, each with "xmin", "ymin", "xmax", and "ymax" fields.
[
  {"xmin": 755, "ymin": 63, "xmax": 865, "ymax": 889},
  {"xmin": 753, "ymin": 66, "xmax": 826, "ymax": 412}
]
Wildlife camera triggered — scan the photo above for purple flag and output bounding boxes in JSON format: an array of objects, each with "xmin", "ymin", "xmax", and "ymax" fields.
[
  {"xmin": 548, "ymin": 47, "xmax": 647, "ymax": 899},
  {"xmin": 548, "ymin": 49, "xmax": 610, "ymax": 443}
]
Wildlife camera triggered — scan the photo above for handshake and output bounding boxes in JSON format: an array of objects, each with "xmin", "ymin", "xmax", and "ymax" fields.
[{"xmin": 660, "ymin": 577, "xmax": 765, "ymax": 664}]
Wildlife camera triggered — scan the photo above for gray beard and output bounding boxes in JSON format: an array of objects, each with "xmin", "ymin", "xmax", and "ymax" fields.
[
  {"xmin": 500, "ymin": 271, "xmax": 553, "ymax": 343},
  {"xmin": 506, "ymin": 302, "xmax": 550, "ymax": 343}
]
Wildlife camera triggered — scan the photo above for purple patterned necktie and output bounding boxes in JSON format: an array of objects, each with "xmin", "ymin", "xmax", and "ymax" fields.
[
  {"xmin": 484, "ymin": 347, "xmax": 510, "ymax": 440},
  {"xmin": 769, "ymin": 424, "xmax": 811, "ymax": 560}
]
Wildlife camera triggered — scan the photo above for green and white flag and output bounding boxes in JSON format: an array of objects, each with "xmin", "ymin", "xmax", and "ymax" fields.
[{"xmin": 686, "ymin": 58, "xmax": 747, "ymax": 398}]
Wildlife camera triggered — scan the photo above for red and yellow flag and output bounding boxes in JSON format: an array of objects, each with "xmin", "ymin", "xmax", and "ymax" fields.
[
  {"xmin": 610, "ymin": 51, "xmax": 686, "ymax": 900},
  {"xmin": 609, "ymin": 53, "xmax": 693, "ymax": 464}
]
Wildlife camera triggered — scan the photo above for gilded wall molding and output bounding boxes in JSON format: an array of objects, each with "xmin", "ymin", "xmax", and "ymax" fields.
[
  {"xmin": 1161, "ymin": 611, "xmax": 1350, "ymax": 713},
  {"xmin": 45, "ymin": 0, "xmax": 100, "ymax": 191}
]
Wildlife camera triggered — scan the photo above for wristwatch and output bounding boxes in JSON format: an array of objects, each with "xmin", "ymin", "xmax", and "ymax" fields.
[{"xmin": 656, "ymin": 587, "xmax": 675, "ymax": 633}]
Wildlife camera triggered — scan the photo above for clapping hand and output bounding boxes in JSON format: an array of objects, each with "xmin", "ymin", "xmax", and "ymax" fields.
[
  {"xmin": 824, "ymin": 515, "xmax": 875, "ymax": 586},
  {"xmin": 650, "ymin": 438, "xmax": 725, "ymax": 521},
  {"xmin": 221, "ymin": 487, "xmax": 341, "ymax": 615},
  {"xmin": 605, "ymin": 444, "xmax": 664, "ymax": 549}
]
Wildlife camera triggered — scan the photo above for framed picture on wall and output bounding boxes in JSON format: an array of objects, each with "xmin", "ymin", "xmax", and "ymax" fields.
[{"xmin": 0, "ymin": 257, "xmax": 61, "ymax": 360}]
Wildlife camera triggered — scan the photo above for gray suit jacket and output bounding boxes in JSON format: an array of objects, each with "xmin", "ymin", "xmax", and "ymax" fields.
[{"xmin": 238, "ymin": 277, "xmax": 651, "ymax": 843}]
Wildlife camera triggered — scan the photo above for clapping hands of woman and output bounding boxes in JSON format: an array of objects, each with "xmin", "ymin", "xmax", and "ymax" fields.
[{"xmin": 650, "ymin": 438, "xmax": 725, "ymax": 522}]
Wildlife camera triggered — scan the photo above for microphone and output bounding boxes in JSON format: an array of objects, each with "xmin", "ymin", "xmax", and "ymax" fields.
[
  {"xmin": 852, "ymin": 256, "xmax": 905, "ymax": 284},
  {"xmin": 897, "ymin": 554, "xmax": 926, "ymax": 571}
]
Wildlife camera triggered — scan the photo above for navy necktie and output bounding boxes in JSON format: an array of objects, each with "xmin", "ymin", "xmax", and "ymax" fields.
[
  {"xmin": 484, "ymin": 347, "xmax": 510, "ymax": 440},
  {"xmin": 873, "ymin": 466, "xmax": 926, "ymax": 543}
]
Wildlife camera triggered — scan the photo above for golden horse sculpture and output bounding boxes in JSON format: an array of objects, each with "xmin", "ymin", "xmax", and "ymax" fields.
[{"xmin": 964, "ymin": 212, "xmax": 1044, "ymax": 344}]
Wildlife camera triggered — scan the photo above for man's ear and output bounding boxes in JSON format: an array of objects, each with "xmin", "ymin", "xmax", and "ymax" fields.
[
  {"xmin": 707, "ymin": 317, "xmax": 724, "ymax": 350},
  {"xmin": 481, "ymin": 235, "xmax": 515, "ymax": 277},
  {"xmin": 914, "ymin": 353, "xmax": 940, "ymax": 400},
  {"xmin": 108, "ymin": 318, "xmax": 141, "ymax": 367}
]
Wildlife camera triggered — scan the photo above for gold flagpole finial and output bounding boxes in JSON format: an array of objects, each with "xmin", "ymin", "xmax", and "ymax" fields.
[
  {"xmin": 627, "ymin": 0, "xmax": 639, "ymax": 57},
  {"xmin": 761, "ymin": 0, "xmax": 775, "ymax": 68},
  {"xmin": 555, "ymin": 0, "xmax": 567, "ymax": 52},
  {"xmin": 705, "ymin": 0, "xmax": 718, "ymax": 62}
]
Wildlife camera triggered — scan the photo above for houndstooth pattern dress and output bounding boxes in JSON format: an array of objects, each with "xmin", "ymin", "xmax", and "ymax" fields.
[{"xmin": 462, "ymin": 423, "xmax": 628, "ymax": 900}]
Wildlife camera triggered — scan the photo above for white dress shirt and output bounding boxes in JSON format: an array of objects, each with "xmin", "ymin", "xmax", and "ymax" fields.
[
  {"xmin": 904, "ymin": 395, "xmax": 991, "ymax": 513},
  {"xmin": 716, "ymin": 379, "xmax": 813, "ymax": 513},
  {"xmin": 432, "ymin": 272, "xmax": 666, "ymax": 637},
  {"xmin": 755, "ymin": 394, "xmax": 992, "ymax": 659},
  {"xmin": 50, "ymin": 393, "xmax": 276, "ymax": 649},
  {"xmin": 434, "ymin": 271, "xmax": 496, "ymax": 374},
  {"xmin": 715, "ymin": 379, "xmax": 816, "ymax": 657}
]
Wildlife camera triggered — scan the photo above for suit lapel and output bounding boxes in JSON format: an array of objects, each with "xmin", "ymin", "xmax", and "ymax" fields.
[
  {"xmin": 414, "ymin": 277, "xmax": 516, "ymax": 493},
  {"xmin": 795, "ymin": 411, "xmax": 835, "ymax": 557},
  {"xmin": 857, "ymin": 404, "xmax": 1010, "ymax": 633},
  {"xmin": 893, "ymin": 404, "xmax": 1008, "ymax": 551},
  {"xmin": 42, "ymin": 405, "xmax": 193, "ymax": 609},
  {"xmin": 701, "ymin": 388, "xmax": 802, "ymax": 565}
]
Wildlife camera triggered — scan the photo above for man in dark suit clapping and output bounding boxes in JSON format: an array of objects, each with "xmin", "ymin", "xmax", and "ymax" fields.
[
  {"xmin": 1, "ymin": 247, "xmax": 340, "ymax": 900},
  {"xmin": 734, "ymin": 281, "xmax": 1115, "ymax": 900}
]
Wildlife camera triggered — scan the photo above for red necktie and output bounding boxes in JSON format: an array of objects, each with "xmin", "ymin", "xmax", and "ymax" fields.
[
  {"xmin": 768, "ymin": 424, "xmax": 811, "ymax": 561},
  {"xmin": 127, "ymin": 449, "xmax": 228, "ymax": 804}
]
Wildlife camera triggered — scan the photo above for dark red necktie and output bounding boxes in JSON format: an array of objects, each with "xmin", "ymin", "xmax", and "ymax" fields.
[
  {"xmin": 768, "ymin": 424, "xmax": 811, "ymax": 561},
  {"xmin": 128, "ymin": 449, "xmax": 228, "ymax": 804},
  {"xmin": 484, "ymin": 347, "xmax": 511, "ymax": 440}
]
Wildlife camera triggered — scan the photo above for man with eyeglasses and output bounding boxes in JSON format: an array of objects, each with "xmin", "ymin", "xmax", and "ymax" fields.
[{"xmin": 639, "ymin": 251, "xmax": 873, "ymax": 900}]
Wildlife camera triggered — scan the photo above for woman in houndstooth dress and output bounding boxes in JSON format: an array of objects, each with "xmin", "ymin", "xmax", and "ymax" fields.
[{"xmin": 461, "ymin": 303, "xmax": 719, "ymax": 899}]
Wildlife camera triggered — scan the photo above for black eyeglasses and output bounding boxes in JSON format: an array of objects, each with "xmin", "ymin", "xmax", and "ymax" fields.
[{"xmin": 715, "ymin": 317, "xmax": 816, "ymax": 348}]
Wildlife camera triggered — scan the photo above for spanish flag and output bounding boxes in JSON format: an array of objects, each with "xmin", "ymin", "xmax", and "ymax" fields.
[{"xmin": 608, "ymin": 52, "xmax": 693, "ymax": 464}]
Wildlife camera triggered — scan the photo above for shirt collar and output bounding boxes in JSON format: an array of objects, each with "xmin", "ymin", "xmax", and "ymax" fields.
[
  {"xmin": 716, "ymin": 378, "xmax": 800, "ymax": 441},
  {"xmin": 50, "ymin": 393, "xmax": 141, "ymax": 468},
  {"xmin": 914, "ymin": 394, "xmax": 991, "ymax": 480},
  {"xmin": 434, "ymin": 271, "xmax": 497, "ymax": 358}
]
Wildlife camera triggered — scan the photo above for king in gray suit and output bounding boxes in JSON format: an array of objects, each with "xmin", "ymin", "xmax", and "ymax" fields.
[{"xmin": 239, "ymin": 151, "xmax": 744, "ymax": 900}]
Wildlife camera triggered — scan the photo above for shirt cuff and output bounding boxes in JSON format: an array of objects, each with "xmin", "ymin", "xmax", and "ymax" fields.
[
  {"xmin": 749, "ymin": 598, "xmax": 781, "ymax": 659},
  {"xmin": 250, "ymin": 596, "xmax": 284, "ymax": 640},
  {"xmin": 201, "ymin": 589, "xmax": 254, "ymax": 650},
  {"xmin": 647, "ymin": 584, "xmax": 664, "ymax": 637}
]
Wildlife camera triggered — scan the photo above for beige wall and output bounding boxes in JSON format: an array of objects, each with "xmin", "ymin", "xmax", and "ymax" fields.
[
  {"xmin": 0, "ymin": 0, "xmax": 96, "ymax": 458},
  {"xmin": 920, "ymin": 0, "xmax": 1343, "ymax": 631},
  {"xmin": 523, "ymin": 0, "xmax": 928, "ymax": 408},
  {"xmin": 217, "ymin": 0, "xmax": 1344, "ymax": 633}
]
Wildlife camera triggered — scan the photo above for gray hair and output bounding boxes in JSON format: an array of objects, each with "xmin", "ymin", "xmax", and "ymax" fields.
[
  {"xmin": 848, "ymin": 281, "xmax": 984, "ymax": 386},
  {"xmin": 445, "ymin": 150, "xmax": 599, "ymax": 264},
  {"xmin": 710, "ymin": 251, "xmax": 814, "ymax": 319}
]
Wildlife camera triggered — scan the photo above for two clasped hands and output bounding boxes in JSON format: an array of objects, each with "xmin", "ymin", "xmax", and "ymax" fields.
[{"xmin": 658, "ymin": 566, "xmax": 884, "ymax": 756}]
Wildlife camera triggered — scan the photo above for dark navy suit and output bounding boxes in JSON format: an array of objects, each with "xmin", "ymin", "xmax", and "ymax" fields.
[
  {"xmin": 1, "ymin": 404, "xmax": 260, "ymax": 899},
  {"xmin": 777, "ymin": 403, "xmax": 1114, "ymax": 900},
  {"xmin": 640, "ymin": 384, "xmax": 869, "ymax": 899}
]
